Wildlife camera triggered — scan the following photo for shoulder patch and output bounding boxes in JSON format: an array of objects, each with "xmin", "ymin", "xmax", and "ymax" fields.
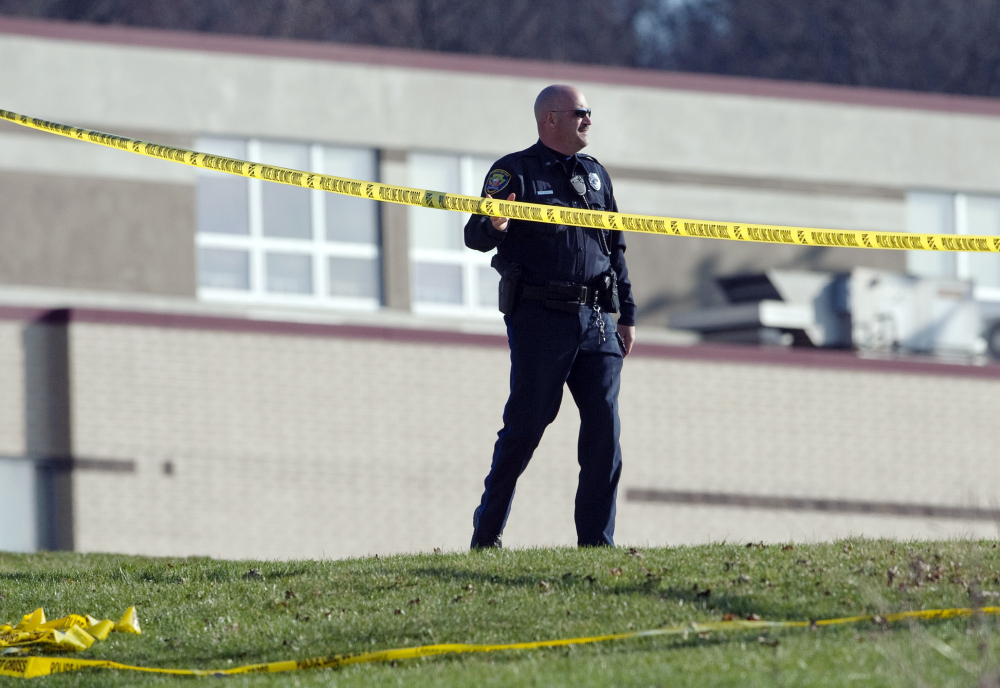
[{"xmin": 484, "ymin": 169, "xmax": 511, "ymax": 195}]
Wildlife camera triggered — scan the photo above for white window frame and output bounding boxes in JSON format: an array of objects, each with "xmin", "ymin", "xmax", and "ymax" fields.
[
  {"xmin": 410, "ymin": 155, "xmax": 501, "ymax": 320},
  {"xmin": 907, "ymin": 191, "xmax": 1000, "ymax": 302},
  {"xmin": 196, "ymin": 140, "xmax": 381, "ymax": 311}
]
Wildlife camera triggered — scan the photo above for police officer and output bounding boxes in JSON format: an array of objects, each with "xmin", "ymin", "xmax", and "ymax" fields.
[{"xmin": 465, "ymin": 84, "xmax": 636, "ymax": 548}]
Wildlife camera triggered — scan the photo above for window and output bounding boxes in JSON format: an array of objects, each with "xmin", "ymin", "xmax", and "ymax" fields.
[
  {"xmin": 906, "ymin": 191, "xmax": 1000, "ymax": 299},
  {"xmin": 195, "ymin": 137, "xmax": 381, "ymax": 309},
  {"xmin": 409, "ymin": 153, "xmax": 500, "ymax": 318}
]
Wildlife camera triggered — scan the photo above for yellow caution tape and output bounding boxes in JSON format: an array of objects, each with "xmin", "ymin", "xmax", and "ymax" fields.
[
  {"xmin": 0, "ymin": 607, "xmax": 140, "ymax": 655},
  {"xmin": 0, "ymin": 606, "xmax": 993, "ymax": 678},
  {"xmin": 0, "ymin": 109, "xmax": 991, "ymax": 253}
]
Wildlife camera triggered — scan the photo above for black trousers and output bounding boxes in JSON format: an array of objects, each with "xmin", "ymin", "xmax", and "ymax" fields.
[{"xmin": 471, "ymin": 299, "xmax": 624, "ymax": 548}]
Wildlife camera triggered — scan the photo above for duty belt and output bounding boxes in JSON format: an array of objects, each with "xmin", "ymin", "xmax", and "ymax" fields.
[{"xmin": 520, "ymin": 281, "xmax": 599, "ymax": 313}]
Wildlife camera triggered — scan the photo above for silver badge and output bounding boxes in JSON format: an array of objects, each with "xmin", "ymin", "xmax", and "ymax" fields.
[
  {"xmin": 570, "ymin": 175, "xmax": 587, "ymax": 195},
  {"xmin": 588, "ymin": 172, "xmax": 601, "ymax": 191}
]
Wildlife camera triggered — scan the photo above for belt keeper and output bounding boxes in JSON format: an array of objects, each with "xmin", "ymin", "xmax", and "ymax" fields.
[{"xmin": 543, "ymin": 299, "xmax": 583, "ymax": 313}]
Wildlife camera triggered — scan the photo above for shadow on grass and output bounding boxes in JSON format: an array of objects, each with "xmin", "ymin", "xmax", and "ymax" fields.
[{"xmin": 409, "ymin": 564, "xmax": 811, "ymax": 623}]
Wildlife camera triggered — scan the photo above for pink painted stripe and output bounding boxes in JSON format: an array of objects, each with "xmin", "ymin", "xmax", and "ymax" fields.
[
  {"xmin": 634, "ymin": 339, "xmax": 1000, "ymax": 380},
  {"xmin": 2, "ymin": 16, "xmax": 1000, "ymax": 118},
  {"xmin": 3, "ymin": 303, "xmax": 1000, "ymax": 380},
  {"xmin": 67, "ymin": 307, "xmax": 511, "ymax": 349},
  {"xmin": 0, "ymin": 305, "xmax": 59, "ymax": 321}
]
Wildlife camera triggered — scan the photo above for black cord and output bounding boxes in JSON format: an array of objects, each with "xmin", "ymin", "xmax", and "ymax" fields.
[
  {"xmin": 571, "ymin": 160, "xmax": 611, "ymax": 257},
  {"xmin": 579, "ymin": 191, "xmax": 611, "ymax": 257}
]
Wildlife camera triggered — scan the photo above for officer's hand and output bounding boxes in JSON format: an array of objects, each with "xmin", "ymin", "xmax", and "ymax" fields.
[
  {"xmin": 488, "ymin": 193, "xmax": 516, "ymax": 231},
  {"xmin": 617, "ymin": 324, "xmax": 635, "ymax": 358}
]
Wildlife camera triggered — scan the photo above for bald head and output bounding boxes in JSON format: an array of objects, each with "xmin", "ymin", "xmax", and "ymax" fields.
[
  {"xmin": 534, "ymin": 84, "xmax": 592, "ymax": 155},
  {"xmin": 533, "ymin": 84, "xmax": 582, "ymax": 122}
]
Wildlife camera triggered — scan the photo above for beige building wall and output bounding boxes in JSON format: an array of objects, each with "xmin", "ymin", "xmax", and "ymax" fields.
[
  {"xmin": 19, "ymin": 308, "xmax": 991, "ymax": 559},
  {"xmin": 3, "ymin": 19, "xmax": 1000, "ymax": 321},
  {"xmin": 67, "ymin": 319, "xmax": 507, "ymax": 558},
  {"xmin": 618, "ymin": 355, "xmax": 1000, "ymax": 545},
  {"xmin": 0, "ymin": 318, "xmax": 25, "ymax": 457},
  {"xmin": 3, "ymin": 19, "xmax": 1000, "ymax": 557},
  {"xmin": 3, "ymin": 26, "xmax": 999, "ymax": 194},
  {"xmin": 0, "ymin": 171, "xmax": 196, "ymax": 296}
]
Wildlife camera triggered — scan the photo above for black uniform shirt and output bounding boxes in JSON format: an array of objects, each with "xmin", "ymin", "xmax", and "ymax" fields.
[{"xmin": 464, "ymin": 140, "xmax": 636, "ymax": 326}]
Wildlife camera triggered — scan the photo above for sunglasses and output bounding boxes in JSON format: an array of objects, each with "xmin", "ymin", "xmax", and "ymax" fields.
[{"xmin": 551, "ymin": 108, "xmax": 592, "ymax": 118}]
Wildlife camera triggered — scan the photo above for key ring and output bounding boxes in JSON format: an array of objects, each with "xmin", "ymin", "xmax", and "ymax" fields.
[{"xmin": 593, "ymin": 303, "xmax": 605, "ymax": 343}]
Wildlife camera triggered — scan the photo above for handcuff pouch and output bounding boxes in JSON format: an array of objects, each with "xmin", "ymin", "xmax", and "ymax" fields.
[
  {"xmin": 596, "ymin": 271, "xmax": 620, "ymax": 313},
  {"xmin": 493, "ymin": 255, "xmax": 523, "ymax": 316}
]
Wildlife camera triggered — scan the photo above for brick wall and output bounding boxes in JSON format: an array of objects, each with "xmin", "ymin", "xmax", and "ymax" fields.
[
  {"xmin": 54, "ymin": 313, "xmax": 1000, "ymax": 559},
  {"xmin": 617, "ymin": 356, "xmax": 1000, "ymax": 545},
  {"xmin": 68, "ymin": 322, "xmax": 510, "ymax": 558}
]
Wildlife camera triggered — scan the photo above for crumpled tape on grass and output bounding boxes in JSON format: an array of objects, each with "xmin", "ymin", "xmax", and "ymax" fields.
[
  {"xmin": 0, "ymin": 606, "xmax": 994, "ymax": 678},
  {"xmin": 0, "ymin": 608, "xmax": 140, "ymax": 655}
]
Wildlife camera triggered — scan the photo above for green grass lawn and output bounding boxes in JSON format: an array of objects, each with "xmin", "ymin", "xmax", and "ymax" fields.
[{"xmin": 4, "ymin": 539, "xmax": 1000, "ymax": 686}]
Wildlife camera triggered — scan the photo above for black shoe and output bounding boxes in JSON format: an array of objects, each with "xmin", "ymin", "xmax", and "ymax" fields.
[{"xmin": 470, "ymin": 534, "xmax": 502, "ymax": 550}]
